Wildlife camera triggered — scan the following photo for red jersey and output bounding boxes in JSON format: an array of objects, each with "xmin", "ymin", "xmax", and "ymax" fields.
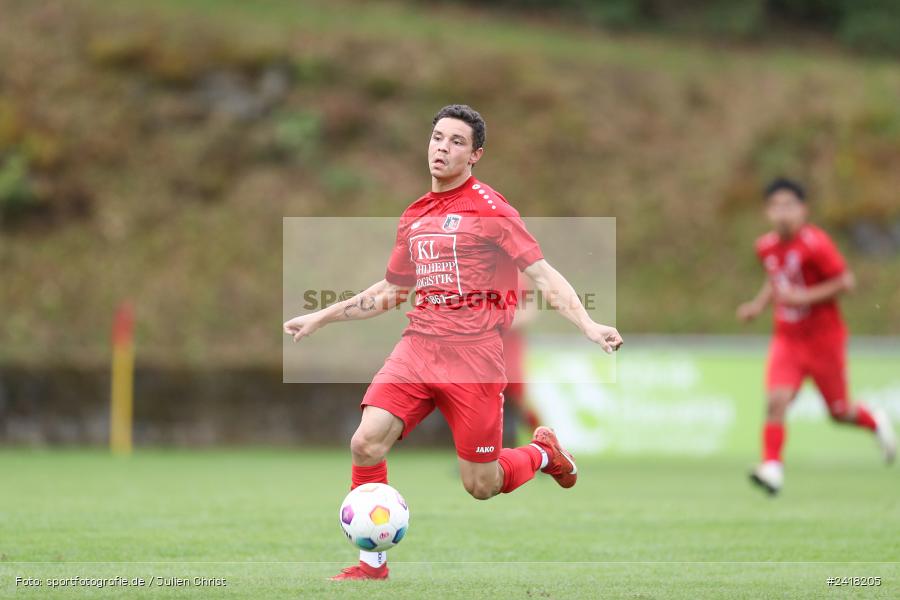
[
  {"xmin": 754, "ymin": 224, "xmax": 847, "ymax": 338},
  {"xmin": 384, "ymin": 176, "xmax": 543, "ymax": 341}
]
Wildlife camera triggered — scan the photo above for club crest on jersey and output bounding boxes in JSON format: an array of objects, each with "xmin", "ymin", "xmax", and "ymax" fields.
[{"xmin": 442, "ymin": 214, "xmax": 462, "ymax": 232}]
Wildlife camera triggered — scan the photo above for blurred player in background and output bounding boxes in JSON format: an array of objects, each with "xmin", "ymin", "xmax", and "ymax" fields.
[
  {"xmin": 501, "ymin": 273, "xmax": 541, "ymax": 448},
  {"xmin": 284, "ymin": 104, "xmax": 622, "ymax": 579},
  {"xmin": 737, "ymin": 178, "xmax": 896, "ymax": 495}
]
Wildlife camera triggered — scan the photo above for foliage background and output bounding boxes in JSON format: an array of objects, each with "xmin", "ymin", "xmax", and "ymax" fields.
[{"xmin": 2, "ymin": 0, "xmax": 899, "ymax": 367}]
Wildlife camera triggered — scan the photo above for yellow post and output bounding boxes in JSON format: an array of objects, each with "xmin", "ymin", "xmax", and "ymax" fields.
[{"xmin": 110, "ymin": 302, "xmax": 134, "ymax": 455}]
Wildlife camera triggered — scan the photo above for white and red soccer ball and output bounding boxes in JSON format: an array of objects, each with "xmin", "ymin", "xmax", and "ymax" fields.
[{"xmin": 339, "ymin": 483, "xmax": 410, "ymax": 552}]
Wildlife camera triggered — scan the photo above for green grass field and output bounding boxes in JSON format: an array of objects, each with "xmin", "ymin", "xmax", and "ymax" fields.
[{"xmin": 1, "ymin": 448, "xmax": 898, "ymax": 599}]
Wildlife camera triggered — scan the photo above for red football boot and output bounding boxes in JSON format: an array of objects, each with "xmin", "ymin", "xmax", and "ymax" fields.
[
  {"xmin": 532, "ymin": 426, "xmax": 578, "ymax": 489},
  {"xmin": 329, "ymin": 561, "xmax": 389, "ymax": 581}
]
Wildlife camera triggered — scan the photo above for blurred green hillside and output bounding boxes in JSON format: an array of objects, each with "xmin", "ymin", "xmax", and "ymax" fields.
[
  {"xmin": 1, "ymin": 0, "xmax": 899, "ymax": 365},
  {"xmin": 445, "ymin": 0, "xmax": 900, "ymax": 57}
]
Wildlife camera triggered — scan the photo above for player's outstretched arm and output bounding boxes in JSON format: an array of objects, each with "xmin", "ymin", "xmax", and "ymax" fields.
[
  {"xmin": 523, "ymin": 259, "xmax": 623, "ymax": 354},
  {"xmin": 283, "ymin": 279, "xmax": 410, "ymax": 342},
  {"xmin": 737, "ymin": 279, "xmax": 773, "ymax": 322}
]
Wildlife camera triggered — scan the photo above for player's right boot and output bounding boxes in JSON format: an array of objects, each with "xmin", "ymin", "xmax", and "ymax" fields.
[
  {"xmin": 872, "ymin": 409, "xmax": 897, "ymax": 465},
  {"xmin": 329, "ymin": 561, "xmax": 389, "ymax": 581},
  {"xmin": 532, "ymin": 426, "xmax": 578, "ymax": 489},
  {"xmin": 749, "ymin": 460, "xmax": 783, "ymax": 496}
]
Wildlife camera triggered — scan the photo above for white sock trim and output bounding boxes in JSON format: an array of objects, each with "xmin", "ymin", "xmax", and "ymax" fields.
[
  {"xmin": 359, "ymin": 550, "xmax": 387, "ymax": 568},
  {"xmin": 530, "ymin": 443, "xmax": 549, "ymax": 470}
]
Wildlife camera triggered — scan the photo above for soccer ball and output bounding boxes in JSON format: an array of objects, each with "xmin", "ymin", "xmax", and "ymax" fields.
[{"xmin": 339, "ymin": 483, "xmax": 410, "ymax": 552}]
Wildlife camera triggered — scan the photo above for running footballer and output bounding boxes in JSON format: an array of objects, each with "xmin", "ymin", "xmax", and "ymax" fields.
[
  {"xmin": 737, "ymin": 178, "xmax": 896, "ymax": 496},
  {"xmin": 284, "ymin": 104, "xmax": 623, "ymax": 580}
]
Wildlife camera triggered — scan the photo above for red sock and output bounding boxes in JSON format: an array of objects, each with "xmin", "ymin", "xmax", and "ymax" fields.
[
  {"xmin": 351, "ymin": 460, "xmax": 388, "ymax": 490},
  {"xmin": 854, "ymin": 405, "xmax": 877, "ymax": 431},
  {"xmin": 498, "ymin": 445, "xmax": 542, "ymax": 494},
  {"xmin": 762, "ymin": 421, "xmax": 785, "ymax": 462}
]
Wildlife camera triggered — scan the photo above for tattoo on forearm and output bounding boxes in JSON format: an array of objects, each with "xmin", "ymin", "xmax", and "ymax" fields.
[
  {"xmin": 358, "ymin": 295, "xmax": 376, "ymax": 311},
  {"xmin": 343, "ymin": 294, "xmax": 377, "ymax": 318}
]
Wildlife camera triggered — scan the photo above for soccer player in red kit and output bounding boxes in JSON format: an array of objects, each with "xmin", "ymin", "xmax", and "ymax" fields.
[
  {"xmin": 284, "ymin": 104, "xmax": 623, "ymax": 579},
  {"xmin": 737, "ymin": 178, "xmax": 896, "ymax": 495}
]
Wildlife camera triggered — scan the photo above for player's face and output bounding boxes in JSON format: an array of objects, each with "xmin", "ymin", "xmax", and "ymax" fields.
[
  {"xmin": 429, "ymin": 118, "xmax": 483, "ymax": 180},
  {"xmin": 765, "ymin": 190, "xmax": 808, "ymax": 237}
]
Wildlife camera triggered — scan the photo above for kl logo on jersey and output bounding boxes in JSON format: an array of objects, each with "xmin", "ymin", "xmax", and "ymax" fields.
[
  {"xmin": 442, "ymin": 214, "xmax": 462, "ymax": 232},
  {"xmin": 416, "ymin": 240, "xmax": 440, "ymax": 260}
]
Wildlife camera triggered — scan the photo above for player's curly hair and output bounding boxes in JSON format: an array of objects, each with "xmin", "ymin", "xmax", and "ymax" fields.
[
  {"xmin": 764, "ymin": 177, "xmax": 806, "ymax": 202},
  {"xmin": 432, "ymin": 104, "xmax": 486, "ymax": 150}
]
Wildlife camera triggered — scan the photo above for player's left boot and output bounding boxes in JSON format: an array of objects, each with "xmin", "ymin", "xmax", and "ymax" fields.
[
  {"xmin": 532, "ymin": 426, "xmax": 578, "ymax": 488},
  {"xmin": 329, "ymin": 561, "xmax": 389, "ymax": 581},
  {"xmin": 749, "ymin": 460, "xmax": 783, "ymax": 496},
  {"xmin": 872, "ymin": 409, "xmax": 896, "ymax": 465}
]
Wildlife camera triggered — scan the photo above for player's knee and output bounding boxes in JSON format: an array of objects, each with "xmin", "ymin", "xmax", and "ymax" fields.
[
  {"xmin": 765, "ymin": 402, "xmax": 785, "ymax": 421},
  {"xmin": 461, "ymin": 473, "xmax": 499, "ymax": 500},
  {"xmin": 827, "ymin": 401, "xmax": 852, "ymax": 423},
  {"xmin": 766, "ymin": 394, "xmax": 791, "ymax": 421},
  {"xmin": 465, "ymin": 481, "xmax": 496, "ymax": 501},
  {"xmin": 350, "ymin": 431, "xmax": 386, "ymax": 464}
]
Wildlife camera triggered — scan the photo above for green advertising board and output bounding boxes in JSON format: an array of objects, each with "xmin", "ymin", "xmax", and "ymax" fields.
[{"xmin": 524, "ymin": 337, "xmax": 900, "ymax": 460}]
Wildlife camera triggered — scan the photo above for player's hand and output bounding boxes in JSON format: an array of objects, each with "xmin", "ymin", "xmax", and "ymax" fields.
[
  {"xmin": 584, "ymin": 322, "xmax": 623, "ymax": 354},
  {"xmin": 283, "ymin": 314, "xmax": 323, "ymax": 342},
  {"xmin": 776, "ymin": 286, "xmax": 809, "ymax": 307},
  {"xmin": 736, "ymin": 301, "xmax": 762, "ymax": 322}
]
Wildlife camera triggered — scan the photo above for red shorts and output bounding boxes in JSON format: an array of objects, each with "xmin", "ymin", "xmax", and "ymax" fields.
[
  {"xmin": 766, "ymin": 331, "xmax": 849, "ymax": 415},
  {"xmin": 361, "ymin": 333, "xmax": 507, "ymax": 462}
]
